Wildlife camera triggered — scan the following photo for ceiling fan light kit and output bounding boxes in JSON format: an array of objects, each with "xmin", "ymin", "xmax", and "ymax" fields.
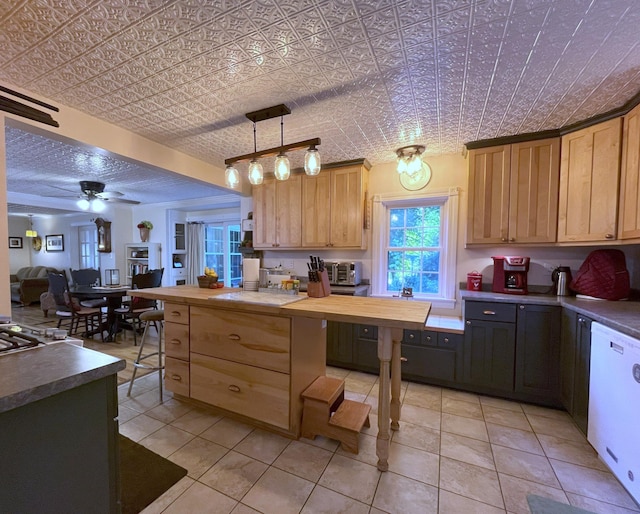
[
  {"xmin": 224, "ymin": 104, "xmax": 321, "ymax": 188},
  {"xmin": 25, "ymin": 214, "xmax": 37, "ymax": 238}
]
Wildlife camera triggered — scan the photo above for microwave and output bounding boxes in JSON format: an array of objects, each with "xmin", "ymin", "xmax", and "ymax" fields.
[{"xmin": 326, "ymin": 262, "xmax": 362, "ymax": 285}]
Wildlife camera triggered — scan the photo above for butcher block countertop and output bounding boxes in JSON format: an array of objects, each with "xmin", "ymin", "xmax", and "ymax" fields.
[{"xmin": 129, "ymin": 285, "xmax": 431, "ymax": 331}]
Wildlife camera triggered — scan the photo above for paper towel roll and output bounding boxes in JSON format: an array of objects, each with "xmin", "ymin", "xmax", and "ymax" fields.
[{"xmin": 243, "ymin": 258, "xmax": 260, "ymax": 283}]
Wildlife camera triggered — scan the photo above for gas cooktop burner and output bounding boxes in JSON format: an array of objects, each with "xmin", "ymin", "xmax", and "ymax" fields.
[{"xmin": 0, "ymin": 326, "xmax": 45, "ymax": 354}]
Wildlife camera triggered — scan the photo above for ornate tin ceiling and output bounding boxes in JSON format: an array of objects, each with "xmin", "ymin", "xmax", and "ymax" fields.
[{"xmin": 2, "ymin": 0, "xmax": 640, "ymax": 210}]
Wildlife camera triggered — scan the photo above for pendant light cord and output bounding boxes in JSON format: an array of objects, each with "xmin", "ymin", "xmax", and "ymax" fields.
[
  {"xmin": 253, "ymin": 122, "xmax": 257, "ymax": 153},
  {"xmin": 280, "ymin": 115, "xmax": 284, "ymax": 147}
]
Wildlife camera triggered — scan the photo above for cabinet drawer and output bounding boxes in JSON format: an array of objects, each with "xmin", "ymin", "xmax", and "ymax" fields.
[
  {"xmin": 165, "ymin": 322, "xmax": 189, "ymax": 360},
  {"xmin": 357, "ymin": 324, "xmax": 377, "ymax": 341},
  {"xmin": 165, "ymin": 357, "xmax": 189, "ymax": 396},
  {"xmin": 403, "ymin": 329, "xmax": 439, "ymax": 346},
  {"xmin": 465, "ymin": 301, "xmax": 516, "ymax": 323},
  {"xmin": 190, "ymin": 307, "xmax": 290, "ymax": 373},
  {"xmin": 165, "ymin": 303, "xmax": 189, "ymax": 325},
  {"xmin": 190, "ymin": 353, "xmax": 290, "ymax": 430}
]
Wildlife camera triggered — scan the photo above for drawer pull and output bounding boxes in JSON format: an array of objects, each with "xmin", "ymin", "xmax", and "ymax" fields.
[
  {"xmin": 363, "ymin": 328, "xmax": 368, "ymax": 333},
  {"xmin": 170, "ymin": 339, "xmax": 182, "ymax": 345},
  {"xmin": 425, "ymin": 335, "xmax": 432, "ymax": 342},
  {"xmin": 171, "ymin": 311, "xmax": 182, "ymax": 317},
  {"xmin": 400, "ymin": 357, "xmax": 408, "ymax": 362},
  {"xmin": 483, "ymin": 310, "xmax": 496, "ymax": 315},
  {"xmin": 228, "ymin": 385, "xmax": 241, "ymax": 393},
  {"xmin": 170, "ymin": 374, "xmax": 182, "ymax": 381},
  {"xmin": 443, "ymin": 337, "xmax": 449, "ymax": 343},
  {"xmin": 228, "ymin": 334, "xmax": 241, "ymax": 340},
  {"xmin": 409, "ymin": 333, "xmax": 415, "ymax": 339}
]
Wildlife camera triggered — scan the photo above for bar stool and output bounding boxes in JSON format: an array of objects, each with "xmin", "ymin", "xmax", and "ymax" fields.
[{"xmin": 127, "ymin": 309, "xmax": 165, "ymax": 401}]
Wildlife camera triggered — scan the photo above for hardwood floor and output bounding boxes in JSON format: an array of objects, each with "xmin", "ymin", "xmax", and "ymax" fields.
[{"xmin": 10, "ymin": 302, "xmax": 156, "ymax": 385}]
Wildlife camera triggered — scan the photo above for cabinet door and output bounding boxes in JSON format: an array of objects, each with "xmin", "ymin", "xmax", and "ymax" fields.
[
  {"xmin": 326, "ymin": 321, "xmax": 354, "ymax": 367},
  {"xmin": 252, "ymin": 180, "xmax": 277, "ymax": 248},
  {"xmin": 573, "ymin": 315, "xmax": 592, "ymax": 435},
  {"xmin": 515, "ymin": 304, "xmax": 561, "ymax": 402},
  {"xmin": 463, "ymin": 319, "xmax": 515, "ymax": 392},
  {"xmin": 509, "ymin": 138, "xmax": 560, "ymax": 243},
  {"xmin": 353, "ymin": 324, "xmax": 379, "ymax": 373},
  {"xmin": 466, "ymin": 146, "xmax": 510, "ymax": 244},
  {"xmin": 618, "ymin": 102, "xmax": 640, "ymax": 239},
  {"xmin": 558, "ymin": 118, "xmax": 622, "ymax": 242},
  {"xmin": 560, "ymin": 309, "xmax": 578, "ymax": 414},
  {"xmin": 301, "ymin": 173, "xmax": 331, "ymax": 247},
  {"xmin": 330, "ymin": 166, "xmax": 366, "ymax": 248},
  {"xmin": 276, "ymin": 175, "xmax": 302, "ymax": 248}
]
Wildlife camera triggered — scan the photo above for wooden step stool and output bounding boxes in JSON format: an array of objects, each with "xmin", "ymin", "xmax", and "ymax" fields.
[{"xmin": 301, "ymin": 376, "xmax": 371, "ymax": 453}]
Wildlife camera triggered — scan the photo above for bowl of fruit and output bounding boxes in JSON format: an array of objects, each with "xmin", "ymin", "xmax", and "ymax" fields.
[{"xmin": 198, "ymin": 267, "xmax": 221, "ymax": 288}]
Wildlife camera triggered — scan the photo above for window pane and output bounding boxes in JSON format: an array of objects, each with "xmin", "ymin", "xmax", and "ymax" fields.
[
  {"xmin": 389, "ymin": 228, "xmax": 404, "ymax": 247},
  {"xmin": 389, "ymin": 209, "xmax": 404, "ymax": 228},
  {"xmin": 405, "ymin": 228, "xmax": 421, "ymax": 247}
]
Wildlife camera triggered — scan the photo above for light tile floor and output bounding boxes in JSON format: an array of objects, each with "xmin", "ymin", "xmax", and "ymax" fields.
[{"xmin": 118, "ymin": 368, "xmax": 640, "ymax": 514}]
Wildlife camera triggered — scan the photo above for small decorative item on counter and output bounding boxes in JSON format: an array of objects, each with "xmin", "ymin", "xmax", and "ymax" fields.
[
  {"xmin": 467, "ymin": 271, "xmax": 482, "ymax": 291},
  {"xmin": 307, "ymin": 255, "xmax": 331, "ymax": 298}
]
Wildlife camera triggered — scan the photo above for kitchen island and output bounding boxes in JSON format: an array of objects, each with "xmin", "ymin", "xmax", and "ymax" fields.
[
  {"xmin": 128, "ymin": 285, "xmax": 431, "ymax": 471},
  {"xmin": 0, "ymin": 343, "xmax": 125, "ymax": 513}
]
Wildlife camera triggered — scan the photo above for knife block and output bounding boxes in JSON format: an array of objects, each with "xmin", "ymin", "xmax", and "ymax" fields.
[{"xmin": 307, "ymin": 269, "xmax": 331, "ymax": 298}]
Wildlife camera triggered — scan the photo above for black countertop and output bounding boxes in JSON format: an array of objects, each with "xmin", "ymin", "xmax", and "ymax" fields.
[{"xmin": 460, "ymin": 290, "xmax": 640, "ymax": 339}]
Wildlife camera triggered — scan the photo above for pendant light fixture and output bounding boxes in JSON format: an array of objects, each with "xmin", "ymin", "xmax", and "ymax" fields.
[
  {"xmin": 25, "ymin": 214, "xmax": 37, "ymax": 238},
  {"xmin": 224, "ymin": 104, "xmax": 321, "ymax": 188}
]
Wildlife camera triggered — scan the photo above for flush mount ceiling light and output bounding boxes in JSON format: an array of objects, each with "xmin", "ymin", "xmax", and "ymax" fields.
[
  {"xmin": 224, "ymin": 104, "xmax": 321, "ymax": 188},
  {"xmin": 396, "ymin": 145, "xmax": 426, "ymax": 177}
]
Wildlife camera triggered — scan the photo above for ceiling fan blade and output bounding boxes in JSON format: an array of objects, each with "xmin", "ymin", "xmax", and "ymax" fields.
[
  {"xmin": 109, "ymin": 197, "xmax": 140, "ymax": 205},
  {"xmin": 96, "ymin": 191, "xmax": 124, "ymax": 199}
]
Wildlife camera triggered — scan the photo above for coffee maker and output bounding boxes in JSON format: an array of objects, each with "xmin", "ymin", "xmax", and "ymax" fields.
[{"xmin": 492, "ymin": 256, "xmax": 530, "ymax": 295}]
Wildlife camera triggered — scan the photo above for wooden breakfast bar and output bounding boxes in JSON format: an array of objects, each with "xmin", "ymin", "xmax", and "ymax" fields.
[{"xmin": 129, "ymin": 285, "xmax": 430, "ymax": 471}]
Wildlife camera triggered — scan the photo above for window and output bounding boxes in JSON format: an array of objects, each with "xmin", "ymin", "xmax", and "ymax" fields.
[
  {"xmin": 372, "ymin": 188, "xmax": 459, "ymax": 309},
  {"xmin": 78, "ymin": 225, "xmax": 98, "ymax": 269},
  {"xmin": 204, "ymin": 222, "xmax": 242, "ymax": 286}
]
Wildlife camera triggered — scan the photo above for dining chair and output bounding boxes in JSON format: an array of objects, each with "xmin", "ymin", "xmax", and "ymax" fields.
[
  {"xmin": 69, "ymin": 268, "xmax": 108, "ymax": 308},
  {"xmin": 114, "ymin": 270, "xmax": 163, "ymax": 345},
  {"xmin": 47, "ymin": 272, "xmax": 104, "ymax": 340}
]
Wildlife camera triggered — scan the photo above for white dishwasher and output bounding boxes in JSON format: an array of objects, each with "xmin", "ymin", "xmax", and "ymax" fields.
[{"xmin": 589, "ymin": 322, "xmax": 640, "ymax": 504}]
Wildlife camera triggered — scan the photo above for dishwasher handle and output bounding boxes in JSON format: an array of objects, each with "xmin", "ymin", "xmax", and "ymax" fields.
[{"xmin": 610, "ymin": 341, "xmax": 624, "ymax": 355}]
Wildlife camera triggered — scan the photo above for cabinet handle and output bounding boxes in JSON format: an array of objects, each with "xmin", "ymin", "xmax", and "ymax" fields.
[
  {"xmin": 171, "ymin": 311, "xmax": 182, "ymax": 317},
  {"xmin": 466, "ymin": 320, "xmax": 471, "ymax": 325},
  {"xmin": 228, "ymin": 385, "xmax": 241, "ymax": 393},
  {"xmin": 501, "ymin": 238, "xmax": 507, "ymax": 242},
  {"xmin": 443, "ymin": 337, "xmax": 449, "ymax": 343},
  {"xmin": 400, "ymin": 357, "xmax": 408, "ymax": 362},
  {"xmin": 425, "ymin": 335, "xmax": 432, "ymax": 342},
  {"xmin": 509, "ymin": 238, "xmax": 515, "ymax": 242},
  {"xmin": 605, "ymin": 233, "xmax": 614, "ymax": 239},
  {"xmin": 363, "ymin": 328, "xmax": 368, "ymax": 333},
  {"xmin": 228, "ymin": 334, "xmax": 241, "ymax": 340},
  {"xmin": 519, "ymin": 305, "xmax": 525, "ymax": 310},
  {"xmin": 170, "ymin": 374, "xmax": 182, "ymax": 381},
  {"xmin": 170, "ymin": 339, "xmax": 181, "ymax": 345},
  {"xmin": 409, "ymin": 333, "xmax": 415, "ymax": 339},
  {"xmin": 483, "ymin": 310, "xmax": 496, "ymax": 315}
]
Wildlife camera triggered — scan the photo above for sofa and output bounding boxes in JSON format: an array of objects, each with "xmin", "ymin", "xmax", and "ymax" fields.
[{"xmin": 10, "ymin": 266, "xmax": 63, "ymax": 306}]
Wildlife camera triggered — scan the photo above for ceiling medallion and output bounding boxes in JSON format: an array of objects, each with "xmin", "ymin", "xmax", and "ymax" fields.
[{"xmin": 400, "ymin": 162, "xmax": 432, "ymax": 191}]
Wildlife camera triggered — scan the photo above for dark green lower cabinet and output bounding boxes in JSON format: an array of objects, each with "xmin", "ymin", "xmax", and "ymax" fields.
[
  {"xmin": 463, "ymin": 319, "xmax": 516, "ymax": 392},
  {"xmin": 326, "ymin": 321, "xmax": 354, "ymax": 367},
  {"xmin": 560, "ymin": 309, "xmax": 592, "ymax": 435},
  {"xmin": 515, "ymin": 304, "xmax": 561, "ymax": 403}
]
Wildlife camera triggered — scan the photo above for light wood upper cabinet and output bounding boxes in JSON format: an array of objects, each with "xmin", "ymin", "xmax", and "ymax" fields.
[
  {"xmin": 301, "ymin": 163, "xmax": 369, "ymax": 249},
  {"xmin": 467, "ymin": 138, "xmax": 560, "ymax": 245},
  {"xmin": 557, "ymin": 118, "xmax": 622, "ymax": 242},
  {"xmin": 252, "ymin": 175, "xmax": 302, "ymax": 249},
  {"xmin": 618, "ymin": 102, "xmax": 640, "ymax": 239}
]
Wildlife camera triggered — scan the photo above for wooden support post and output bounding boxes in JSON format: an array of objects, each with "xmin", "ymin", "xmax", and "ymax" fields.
[
  {"xmin": 390, "ymin": 328, "xmax": 403, "ymax": 431},
  {"xmin": 376, "ymin": 326, "xmax": 392, "ymax": 471}
]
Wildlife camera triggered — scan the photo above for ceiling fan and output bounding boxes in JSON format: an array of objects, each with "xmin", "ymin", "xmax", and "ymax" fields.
[{"xmin": 73, "ymin": 180, "xmax": 139, "ymax": 210}]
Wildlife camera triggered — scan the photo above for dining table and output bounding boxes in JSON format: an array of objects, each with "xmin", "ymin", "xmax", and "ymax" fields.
[{"xmin": 69, "ymin": 285, "xmax": 130, "ymax": 342}]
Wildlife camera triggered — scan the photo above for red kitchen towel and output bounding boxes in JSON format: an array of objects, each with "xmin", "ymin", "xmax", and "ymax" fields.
[{"xmin": 570, "ymin": 249, "xmax": 630, "ymax": 300}]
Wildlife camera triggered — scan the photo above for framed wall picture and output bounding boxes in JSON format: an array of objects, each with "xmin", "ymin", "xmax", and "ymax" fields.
[
  {"xmin": 95, "ymin": 217, "xmax": 112, "ymax": 253},
  {"xmin": 45, "ymin": 234, "xmax": 64, "ymax": 252},
  {"xmin": 8, "ymin": 237, "xmax": 22, "ymax": 249}
]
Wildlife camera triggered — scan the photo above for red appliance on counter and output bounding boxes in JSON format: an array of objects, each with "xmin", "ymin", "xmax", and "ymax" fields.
[{"xmin": 492, "ymin": 256, "xmax": 530, "ymax": 295}]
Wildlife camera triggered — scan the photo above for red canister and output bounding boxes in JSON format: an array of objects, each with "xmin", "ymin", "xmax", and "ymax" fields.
[{"xmin": 467, "ymin": 271, "xmax": 482, "ymax": 291}]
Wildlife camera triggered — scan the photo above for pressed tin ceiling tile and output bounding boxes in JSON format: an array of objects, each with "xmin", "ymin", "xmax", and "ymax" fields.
[{"xmin": 1, "ymin": 0, "xmax": 640, "ymax": 213}]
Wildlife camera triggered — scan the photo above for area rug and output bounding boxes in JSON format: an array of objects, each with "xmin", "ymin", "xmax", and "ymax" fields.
[
  {"xmin": 527, "ymin": 494, "xmax": 596, "ymax": 514},
  {"xmin": 120, "ymin": 434, "xmax": 187, "ymax": 514}
]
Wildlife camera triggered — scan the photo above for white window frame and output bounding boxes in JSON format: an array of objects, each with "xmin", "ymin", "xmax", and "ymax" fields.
[{"xmin": 371, "ymin": 187, "xmax": 459, "ymax": 310}]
